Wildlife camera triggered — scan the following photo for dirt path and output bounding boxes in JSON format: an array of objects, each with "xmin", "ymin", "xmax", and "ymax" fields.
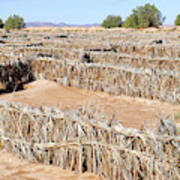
[
  {"xmin": 0, "ymin": 150, "xmax": 100, "ymax": 180},
  {"xmin": 0, "ymin": 80, "xmax": 179, "ymax": 128}
]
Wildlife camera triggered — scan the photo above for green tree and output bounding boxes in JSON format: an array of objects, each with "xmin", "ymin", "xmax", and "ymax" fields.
[
  {"xmin": 4, "ymin": 15, "xmax": 25, "ymax": 31},
  {"xmin": 122, "ymin": 10, "xmax": 139, "ymax": 29},
  {"xmin": 175, "ymin": 14, "xmax": 180, "ymax": 26},
  {"xmin": 102, "ymin": 15, "xmax": 122, "ymax": 28},
  {"xmin": 123, "ymin": 3, "xmax": 165, "ymax": 28},
  {"xmin": 0, "ymin": 19, "xmax": 4, "ymax": 28}
]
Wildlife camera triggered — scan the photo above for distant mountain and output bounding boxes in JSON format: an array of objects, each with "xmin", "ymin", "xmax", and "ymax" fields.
[{"xmin": 25, "ymin": 22, "xmax": 101, "ymax": 27}]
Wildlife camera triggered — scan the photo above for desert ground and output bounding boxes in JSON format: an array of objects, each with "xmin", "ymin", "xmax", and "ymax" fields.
[
  {"xmin": 0, "ymin": 149, "xmax": 100, "ymax": 180},
  {"xmin": 0, "ymin": 79, "xmax": 180, "ymax": 128},
  {"xmin": 0, "ymin": 27, "xmax": 179, "ymax": 179}
]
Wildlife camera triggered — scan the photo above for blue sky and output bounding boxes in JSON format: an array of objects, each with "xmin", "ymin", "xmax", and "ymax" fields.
[{"xmin": 0, "ymin": 0, "xmax": 179, "ymax": 25}]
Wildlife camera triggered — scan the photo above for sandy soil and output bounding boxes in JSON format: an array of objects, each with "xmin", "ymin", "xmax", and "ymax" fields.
[
  {"xmin": 0, "ymin": 80, "xmax": 179, "ymax": 179},
  {"xmin": 0, "ymin": 83, "xmax": 5, "ymax": 89},
  {"xmin": 0, "ymin": 150, "xmax": 100, "ymax": 180},
  {"xmin": 0, "ymin": 80, "xmax": 179, "ymax": 128}
]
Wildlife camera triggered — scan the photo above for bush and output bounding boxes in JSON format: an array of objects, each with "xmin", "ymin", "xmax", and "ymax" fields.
[
  {"xmin": 4, "ymin": 14, "xmax": 25, "ymax": 31},
  {"xmin": 123, "ymin": 3, "xmax": 165, "ymax": 28},
  {"xmin": 0, "ymin": 19, "xmax": 4, "ymax": 28},
  {"xmin": 0, "ymin": 60, "xmax": 34, "ymax": 92},
  {"xmin": 102, "ymin": 15, "xmax": 122, "ymax": 28},
  {"xmin": 175, "ymin": 14, "xmax": 180, "ymax": 26}
]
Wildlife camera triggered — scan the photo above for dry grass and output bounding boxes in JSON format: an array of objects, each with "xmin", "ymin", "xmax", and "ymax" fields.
[
  {"xmin": 0, "ymin": 28, "xmax": 179, "ymax": 179},
  {"xmin": 29, "ymin": 58, "xmax": 180, "ymax": 104},
  {"xmin": 0, "ymin": 101, "xmax": 179, "ymax": 180},
  {"xmin": 174, "ymin": 112, "xmax": 180, "ymax": 135},
  {"xmin": 24, "ymin": 26, "xmax": 180, "ymax": 33},
  {"xmin": 174, "ymin": 112, "xmax": 180, "ymax": 120}
]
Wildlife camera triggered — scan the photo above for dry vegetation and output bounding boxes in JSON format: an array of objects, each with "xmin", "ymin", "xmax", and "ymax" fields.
[
  {"xmin": 0, "ymin": 27, "xmax": 179, "ymax": 179},
  {"xmin": 0, "ymin": 101, "xmax": 179, "ymax": 179}
]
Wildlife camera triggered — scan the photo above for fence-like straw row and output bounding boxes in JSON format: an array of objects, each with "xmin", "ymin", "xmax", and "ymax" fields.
[
  {"xmin": 16, "ymin": 38, "xmax": 176, "ymax": 57},
  {"xmin": 114, "ymin": 43, "xmax": 180, "ymax": 58},
  {"xmin": 0, "ymin": 52, "xmax": 179, "ymax": 104},
  {"xmin": 0, "ymin": 29, "xmax": 180, "ymax": 180},
  {"xmin": 90, "ymin": 52, "xmax": 180, "ymax": 71},
  {"xmin": 1, "ymin": 33, "xmax": 180, "ymax": 58},
  {"xmin": 0, "ymin": 101, "xmax": 179, "ymax": 179},
  {"xmin": 29, "ymin": 58, "xmax": 180, "ymax": 104},
  {"xmin": 40, "ymin": 39, "xmax": 180, "ymax": 57},
  {"xmin": 3, "ymin": 46, "xmax": 179, "ymax": 72}
]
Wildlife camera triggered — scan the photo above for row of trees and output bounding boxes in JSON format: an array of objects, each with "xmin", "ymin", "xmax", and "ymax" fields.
[
  {"xmin": 0, "ymin": 14, "xmax": 25, "ymax": 31},
  {"xmin": 102, "ymin": 3, "xmax": 180, "ymax": 28},
  {"xmin": 0, "ymin": 5, "xmax": 180, "ymax": 30}
]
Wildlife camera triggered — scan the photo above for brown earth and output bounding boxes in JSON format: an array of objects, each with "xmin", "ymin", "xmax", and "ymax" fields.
[
  {"xmin": 0, "ymin": 80, "xmax": 179, "ymax": 128},
  {"xmin": 1, "ymin": 26, "xmax": 180, "ymax": 180},
  {"xmin": 0, "ymin": 150, "xmax": 100, "ymax": 180},
  {"xmin": 0, "ymin": 83, "xmax": 5, "ymax": 90},
  {"xmin": 0, "ymin": 80, "xmax": 179, "ymax": 180}
]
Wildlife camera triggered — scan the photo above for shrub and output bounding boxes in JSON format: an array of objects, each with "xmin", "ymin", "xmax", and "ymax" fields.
[
  {"xmin": 123, "ymin": 3, "xmax": 165, "ymax": 28},
  {"xmin": 0, "ymin": 60, "xmax": 34, "ymax": 92},
  {"xmin": 174, "ymin": 14, "xmax": 180, "ymax": 26},
  {"xmin": 102, "ymin": 15, "xmax": 122, "ymax": 28},
  {"xmin": 4, "ymin": 14, "xmax": 25, "ymax": 31},
  {"xmin": 0, "ymin": 19, "xmax": 4, "ymax": 28}
]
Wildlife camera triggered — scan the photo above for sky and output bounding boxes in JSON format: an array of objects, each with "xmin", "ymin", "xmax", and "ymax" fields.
[{"xmin": 0, "ymin": 0, "xmax": 179, "ymax": 25}]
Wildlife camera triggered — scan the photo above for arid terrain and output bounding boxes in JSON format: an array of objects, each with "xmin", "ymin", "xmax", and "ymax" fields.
[
  {"xmin": 0, "ymin": 27, "xmax": 179, "ymax": 179},
  {"xmin": 0, "ymin": 150, "xmax": 100, "ymax": 180},
  {"xmin": 0, "ymin": 80, "xmax": 180, "ymax": 128}
]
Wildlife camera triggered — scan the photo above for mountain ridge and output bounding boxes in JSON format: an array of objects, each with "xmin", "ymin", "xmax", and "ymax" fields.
[{"xmin": 25, "ymin": 22, "xmax": 101, "ymax": 27}]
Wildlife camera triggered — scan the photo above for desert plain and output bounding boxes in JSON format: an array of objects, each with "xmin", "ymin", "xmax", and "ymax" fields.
[{"xmin": 0, "ymin": 26, "xmax": 179, "ymax": 179}]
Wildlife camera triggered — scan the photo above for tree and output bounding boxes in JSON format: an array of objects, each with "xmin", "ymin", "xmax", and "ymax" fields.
[
  {"xmin": 0, "ymin": 19, "xmax": 4, "ymax": 28},
  {"xmin": 122, "ymin": 10, "xmax": 139, "ymax": 29},
  {"xmin": 102, "ymin": 15, "xmax": 122, "ymax": 28},
  {"xmin": 123, "ymin": 3, "xmax": 165, "ymax": 28},
  {"xmin": 175, "ymin": 14, "xmax": 180, "ymax": 26},
  {"xmin": 4, "ymin": 14, "xmax": 25, "ymax": 31}
]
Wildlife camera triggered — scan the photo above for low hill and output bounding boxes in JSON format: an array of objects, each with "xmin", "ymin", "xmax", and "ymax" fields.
[{"xmin": 25, "ymin": 22, "xmax": 100, "ymax": 27}]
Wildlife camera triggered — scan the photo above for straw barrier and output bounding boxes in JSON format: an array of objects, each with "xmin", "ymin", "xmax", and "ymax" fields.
[
  {"xmin": 0, "ymin": 101, "xmax": 179, "ymax": 179},
  {"xmin": 7, "ymin": 46, "xmax": 180, "ymax": 72},
  {"xmin": 0, "ymin": 30, "xmax": 180, "ymax": 179},
  {"xmin": 30, "ymin": 58, "xmax": 180, "ymax": 104},
  {"xmin": 0, "ymin": 57, "xmax": 179, "ymax": 103}
]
